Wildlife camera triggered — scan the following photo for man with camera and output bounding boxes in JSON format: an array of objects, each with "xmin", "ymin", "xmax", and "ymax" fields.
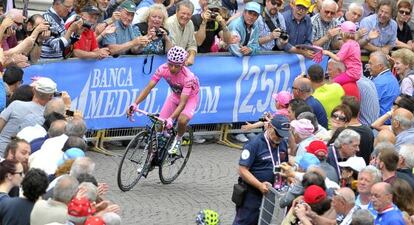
[
  {"xmin": 257, "ymin": 0, "xmax": 289, "ymax": 51},
  {"xmin": 191, "ymin": 0, "xmax": 231, "ymax": 53},
  {"xmin": 232, "ymin": 115, "xmax": 290, "ymax": 225},
  {"xmin": 68, "ymin": 5, "xmax": 110, "ymax": 59},
  {"xmin": 41, "ymin": 0, "xmax": 84, "ymax": 60},
  {"xmin": 102, "ymin": 0, "xmax": 151, "ymax": 55},
  {"xmin": 0, "ymin": 77, "xmax": 57, "ymax": 156}
]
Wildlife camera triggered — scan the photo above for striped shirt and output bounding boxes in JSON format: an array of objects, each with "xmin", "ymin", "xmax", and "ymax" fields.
[
  {"xmin": 41, "ymin": 7, "xmax": 70, "ymax": 60},
  {"xmin": 357, "ymin": 76, "xmax": 380, "ymax": 126}
]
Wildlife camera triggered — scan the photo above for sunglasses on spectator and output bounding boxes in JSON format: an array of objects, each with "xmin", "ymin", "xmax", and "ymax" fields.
[
  {"xmin": 270, "ymin": 0, "xmax": 282, "ymax": 7},
  {"xmin": 399, "ymin": 10, "xmax": 411, "ymax": 15},
  {"xmin": 324, "ymin": 10, "xmax": 336, "ymax": 15},
  {"xmin": 331, "ymin": 113, "xmax": 347, "ymax": 122}
]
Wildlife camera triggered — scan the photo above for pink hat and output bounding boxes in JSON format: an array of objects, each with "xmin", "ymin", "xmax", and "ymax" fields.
[
  {"xmin": 290, "ymin": 119, "xmax": 314, "ymax": 137},
  {"xmin": 272, "ymin": 91, "xmax": 292, "ymax": 107},
  {"xmin": 340, "ymin": 21, "xmax": 356, "ymax": 33}
]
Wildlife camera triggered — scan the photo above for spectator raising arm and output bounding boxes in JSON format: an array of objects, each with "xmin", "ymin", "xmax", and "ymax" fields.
[{"xmin": 5, "ymin": 22, "xmax": 50, "ymax": 56}]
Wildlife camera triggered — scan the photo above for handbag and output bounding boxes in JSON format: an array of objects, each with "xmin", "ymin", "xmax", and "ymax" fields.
[{"xmin": 232, "ymin": 181, "xmax": 247, "ymax": 207}]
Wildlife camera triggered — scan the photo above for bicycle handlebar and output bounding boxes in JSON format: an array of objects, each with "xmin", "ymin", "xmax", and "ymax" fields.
[{"xmin": 128, "ymin": 107, "xmax": 165, "ymax": 124}]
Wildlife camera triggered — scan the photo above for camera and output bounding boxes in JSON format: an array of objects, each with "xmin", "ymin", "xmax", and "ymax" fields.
[
  {"xmin": 279, "ymin": 29, "xmax": 289, "ymax": 41},
  {"xmin": 273, "ymin": 165, "xmax": 281, "ymax": 174},
  {"xmin": 53, "ymin": 92, "xmax": 62, "ymax": 97},
  {"xmin": 155, "ymin": 28, "xmax": 163, "ymax": 38},
  {"xmin": 75, "ymin": 15, "xmax": 93, "ymax": 29},
  {"xmin": 209, "ymin": 8, "xmax": 220, "ymax": 19}
]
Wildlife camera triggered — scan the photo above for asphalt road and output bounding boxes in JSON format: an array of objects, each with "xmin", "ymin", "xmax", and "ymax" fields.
[{"xmin": 90, "ymin": 142, "xmax": 241, "ymax": 225}]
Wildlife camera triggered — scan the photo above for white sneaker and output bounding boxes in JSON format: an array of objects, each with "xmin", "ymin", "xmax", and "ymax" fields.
[
  {"xmin": 234, "ymin": 133, "xmax": 249, "ymax": 143},
  {"xmin": 193, "ymin": 135, "xmax": 206, "ymax": 144},
  {"xmin": 168, "ymin": 139, "xmax": 181, "ymax": 155}
]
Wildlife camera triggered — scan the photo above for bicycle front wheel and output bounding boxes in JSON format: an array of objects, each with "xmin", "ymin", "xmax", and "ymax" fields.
[
  {"xmin": 117, "ymin": 131, "xmax": 152, "ymax": 191},
  {"xmin": 159, "ymin": 126, "xmax": 193, "ymax": 184}
]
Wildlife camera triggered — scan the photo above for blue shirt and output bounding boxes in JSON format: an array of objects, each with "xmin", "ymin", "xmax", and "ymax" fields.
[
  {"xmin": 305, "ymin": 96, "xmax": 328, "ymax": 129},
  {"xmin": 374, "ymin": 204, "xmax": 405, "ymax": 225},
  {"xmin": 372, "ymin": 69, "xmax": 400, "ymax": 117},
  {"xmin": 355, "ymin": 195, "xmax": 377, "ymax": 217},
  {"xmin": 0, "ymin": 80, "xmax": 6, "ymax": 112},
  {"xmin": 102, "ymin": 20, "xmax": 141, "ymax": 53},
  {"xmin": 282, "ymin": 10, "xmax": 312, "ymax": 50},
  {"xmin": 360, "ymin": 14, "xmax": 397, "ymax": 48},
  {"xmin": 357, "ymin": 76, "xmax": 380, "ymax": 126},
  {"xmin": 228, "ymin": 16, "xmax": 260, "ymax": 57},
  {"xmin": 239, "ymin": 133, "xmax": 288, "ymax": 184}
]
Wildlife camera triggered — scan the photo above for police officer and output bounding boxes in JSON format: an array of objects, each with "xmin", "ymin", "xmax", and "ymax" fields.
[{"xmin": 232, "ymin": 114, "xmax": 290, "ymax": 225}]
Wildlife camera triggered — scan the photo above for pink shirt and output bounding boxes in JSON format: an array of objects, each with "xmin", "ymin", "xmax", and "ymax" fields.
[
  {"xmin": 337, "ymin": 40, "xmax": 362, "ymax": 80},
  {"xmin": 151, "ymin": 63, "xmax": 200, "ymax": 97}
]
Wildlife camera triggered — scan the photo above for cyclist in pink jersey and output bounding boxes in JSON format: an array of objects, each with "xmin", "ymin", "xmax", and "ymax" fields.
[{"xmin": 127, "ymin": 46, "xmax": 200, "ymax": 155}]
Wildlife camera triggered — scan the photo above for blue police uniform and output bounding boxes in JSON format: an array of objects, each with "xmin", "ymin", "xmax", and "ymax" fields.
[{"xmin": 232, "ymin": 133, "xmax": 288, "ymax": 225}]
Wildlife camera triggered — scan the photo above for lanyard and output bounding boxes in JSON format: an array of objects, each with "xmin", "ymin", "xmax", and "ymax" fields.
[
  {"xmin": 264, "ymin": 131, "xmax": 281, "ymax": 167},
  {"xmin": 331, "ymin": 145, "xmax": 342, "ymax": 179}
]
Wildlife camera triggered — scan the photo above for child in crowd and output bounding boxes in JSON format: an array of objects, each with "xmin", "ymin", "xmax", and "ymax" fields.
[
  {"xmin": 241, "ymin": 91, "xmax": 292, "ymax": 131},
  {"xmin": 323, "ymin": 21, "xmax": 362, "ymax": 85}
]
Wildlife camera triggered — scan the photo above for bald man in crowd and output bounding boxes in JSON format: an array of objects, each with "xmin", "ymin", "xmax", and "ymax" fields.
[
  {"xmin": 292, "ymin": 77, "xmax": 328, "ymax": 128},
  {"xmin": 332, "ymin": 187, "xmax": 358, "ymax": 225},
  {"xmin": 370, "ymin": 182, "xmax": 405, "ymax": 225},
  {"xmin": 391, "ymin": 108, "xmax": 414, "ymax": 149},
  {"xmin": 374, "ymin": 129, "xmax": 396, "ymax": 147}
]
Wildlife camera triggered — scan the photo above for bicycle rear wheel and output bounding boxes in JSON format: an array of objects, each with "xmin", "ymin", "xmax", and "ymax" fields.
[
  {"xmin": 159, "ymin": 126, "xmax": 193, "ymax": 184},
  {"xmin": 117, "ymin": 131, "xmax": 152, "ymax": 191}
]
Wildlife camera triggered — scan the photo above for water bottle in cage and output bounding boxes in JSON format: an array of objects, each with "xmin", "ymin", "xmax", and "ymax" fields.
[{"xmin": 157, "ymin": 133, "xmax": 168, "ymax": 149}]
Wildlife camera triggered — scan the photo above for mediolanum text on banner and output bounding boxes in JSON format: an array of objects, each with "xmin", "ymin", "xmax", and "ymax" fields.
[{"xmin": 23, "ymin": 53, "xmax": 327, "ymax": 130}]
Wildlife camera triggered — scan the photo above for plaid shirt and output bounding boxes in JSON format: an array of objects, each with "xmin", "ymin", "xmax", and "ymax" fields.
[{"xmin": 311, "ymin": 13, "xmax": 341, "ymax": 50}]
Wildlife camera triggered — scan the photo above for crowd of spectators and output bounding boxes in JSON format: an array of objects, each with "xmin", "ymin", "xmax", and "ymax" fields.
[
  {"xmin": 0, "ymin": 75, "xmax": 121, "ymax": 224},
  {"xmin": 235, "ymin": 58, "xmax": 414, "ymax": 224}
]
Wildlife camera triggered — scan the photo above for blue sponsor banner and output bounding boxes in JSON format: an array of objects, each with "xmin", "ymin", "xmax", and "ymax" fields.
[{"xmin": 24, "ymin": 53, "xmax": 327, "ymax": 129}]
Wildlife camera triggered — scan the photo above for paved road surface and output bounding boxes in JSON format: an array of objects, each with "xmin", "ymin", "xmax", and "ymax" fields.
[{"xmin": 90, "ymin": 143, "xmax": 241, "ymax": 225}]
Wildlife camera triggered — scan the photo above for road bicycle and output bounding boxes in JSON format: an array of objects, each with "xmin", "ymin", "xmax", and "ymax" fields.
[{"xmin": 117, "ymin": 108, "xmax": 193, "ymax": 191}]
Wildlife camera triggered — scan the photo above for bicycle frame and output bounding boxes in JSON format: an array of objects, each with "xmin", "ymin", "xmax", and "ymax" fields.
[{"xmin": 132, "ymin": 109, "xmax": 176, "ymax": 168}]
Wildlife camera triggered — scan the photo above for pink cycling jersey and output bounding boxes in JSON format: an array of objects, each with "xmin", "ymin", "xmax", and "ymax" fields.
[
  {"xmin": 152, "ymin": 63, "xmax": 200, "ymax": 120},
  {"xmin": 151, "ymin": 63, "xmax": 200, "ymax": 97}
]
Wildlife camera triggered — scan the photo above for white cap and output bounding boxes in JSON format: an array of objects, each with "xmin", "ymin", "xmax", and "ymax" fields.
[
  {"xmin": 31, "ymin": 77, "xmax": 57, "ymax": 94},
  {"xmin": 338, "ymin": 156, "xmax": 366, "ymax": 172}
]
